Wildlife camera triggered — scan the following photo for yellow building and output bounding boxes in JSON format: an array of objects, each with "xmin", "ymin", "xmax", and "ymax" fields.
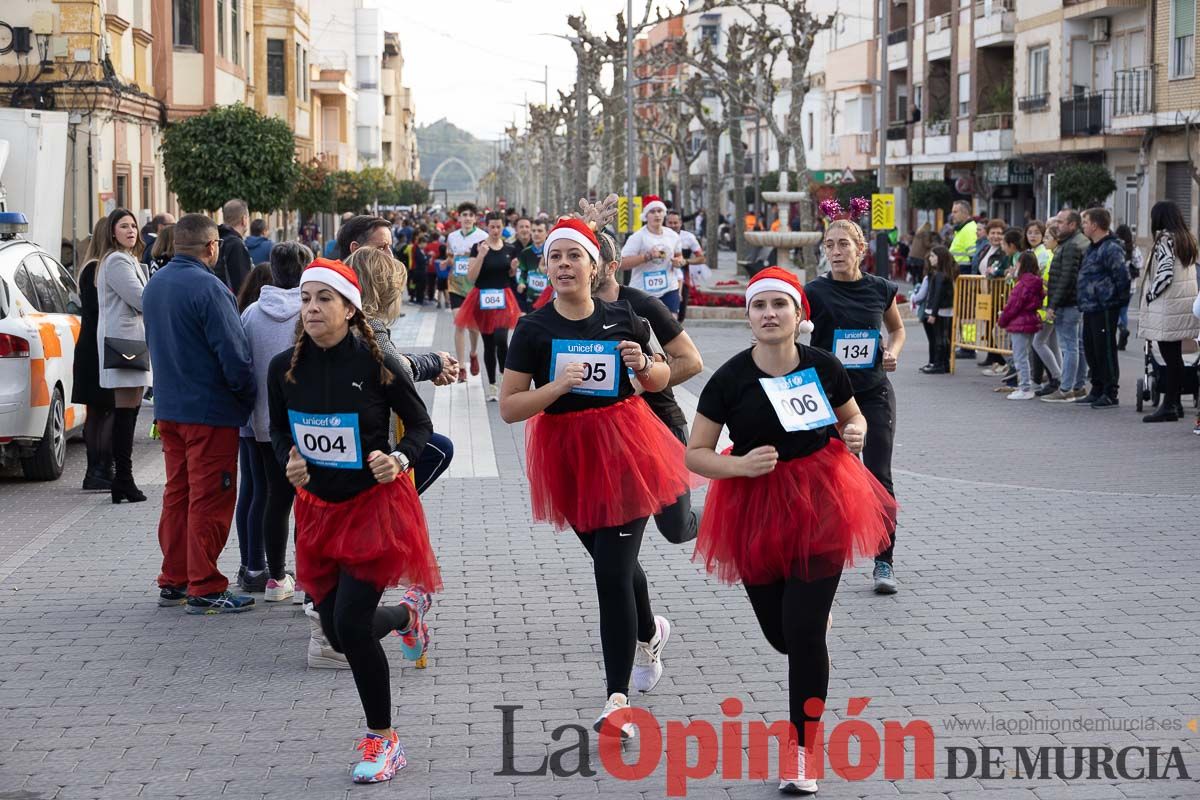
[
  {"xmin": 382, "ymin": 31, "xmax": 419, "ymax": 181},
  {"xmin": 252, "ymin": 0, "xmax": 313, "ymax": 160}
]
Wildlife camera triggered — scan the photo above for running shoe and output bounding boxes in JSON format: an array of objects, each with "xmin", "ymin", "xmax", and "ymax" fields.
[
  {"xmin": 1193, "ymin": 416, "xmax": 1200, "ymax": 435},
  {"xmin": 1090, "ymin": 396, "xmax": 1118, "ymax": 409},
  {"xmin": 185, "ymin": 590, "xmax": 255, "ymax": 615},
  {"xmin": 158, "ymin": 585, "xmax": 187, "ymax": 607},
  {"xmin": 593, "ymin": 693, "xmax": 637, "ymax": 740},
  {"xmin": 872, "ymin": 561, "xmax": 898, "ymax": 594},
  {"xmin": 351, "ymin": 731, "xmax": 406, "ymax": 784},
  {"xmin": 305, "ymin": 605, "xmax": 349, "ymax": 669},
  {"xmin": 264, "ymin": 573, "xmax": 295, "ymax": 602},
  {"xmin": 1006, "ymin": 389, "xmax": 1036, "ymax": 400},
  {"xmin": 395, "ymin": 585, "xmax": 432, "ymax": 662},
  {"xmin": 779, "ymin": 742, "xmax": 819, "ymax": 795},
  {"xmin": 241, "ymin": 570, "xmax": 268, "ymax": 593},
  {"xmin": 487, "ymin": 384, "xmax": 499, "ymax": 402},
  {"xmin": 632, "ymin": 616, "xmax": 671, "ymax": 693},
  {"xmin": 469, "ymin": 353, "xmax": 480, "ymax": 376}
]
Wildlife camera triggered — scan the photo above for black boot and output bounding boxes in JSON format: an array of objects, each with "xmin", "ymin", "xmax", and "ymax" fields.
[
  {"xmin": 1117, "ymin": 328, "xmax": 1130, "ymax": 351},
  {"xmin": 111, "ymin": 407, "xmax": 147, "ymax": 503},
  {"xmin": 82, "ymin": 406, "xmax": 115, "ymax": 490},
  {"xmin": 1142, "ymin": 399, "xmax": 1180, "ymax": 423}
]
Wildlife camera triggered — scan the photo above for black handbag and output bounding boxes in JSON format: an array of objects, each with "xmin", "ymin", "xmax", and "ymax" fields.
[{"xmin": 103, "ymin": 337, "xmax": 150, "ymax": 371}]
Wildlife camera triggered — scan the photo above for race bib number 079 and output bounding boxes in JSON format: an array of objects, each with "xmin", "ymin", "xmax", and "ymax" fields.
[
  {"xmin": 758, "ymin": 368, "xmax": 837, "ymax": 432},
  {"xmin": 832, "ymin": 329, "xmax": 880, "ymax": 369},
  {"xmin": 643, "ymin": 269, "xmax": 668, "ymax": 292},
  {"xmin": 288, "ymin": 410, "xmax": 363, "ymax": 469},
  {"xmin": 549, "ymin": 339, "xmax": 620, "ymax": 397}
]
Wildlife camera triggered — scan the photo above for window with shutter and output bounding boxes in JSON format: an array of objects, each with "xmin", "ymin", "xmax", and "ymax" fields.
[
  {"xmin": 1165, "ymin": 163, "xmax": 1193, "ymax": 222},
  {"xmin": 1171, "ymin": 0, "xmax": 1196, "ymax": 78}
]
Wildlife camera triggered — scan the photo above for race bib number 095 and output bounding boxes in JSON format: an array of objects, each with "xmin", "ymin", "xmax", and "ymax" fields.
[
  {"xmin": 549, "ymin": 339, "xmax": 620, "ymax": 397},
  {"xmin": 643, "ymin": 269, "xmax": 668, "ymax": 292},
  {"xmin": 288, "ymin": 410, "xmax": 363, "ymax": 469},
  {"xmin": 479, "ymin": 288, "xmax": 507, "ymax": 309},
  {"xmin": 758, "ymin": 368, "xmax": 837, "ymax": 432},
  {"xmin": 454, "ymin": 255, "xmax": 470, "ymax": 276},
  {"xmin": 832, "ymin": 329, "xmax": 880, "ymax": 369}
]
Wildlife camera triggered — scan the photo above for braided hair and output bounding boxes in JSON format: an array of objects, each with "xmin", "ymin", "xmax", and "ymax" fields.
[{"xmin": 283, "ymin": 311, "xmax": 393, "ymax": 386}]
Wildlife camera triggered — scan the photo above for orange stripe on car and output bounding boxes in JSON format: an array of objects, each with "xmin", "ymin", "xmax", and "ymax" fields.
[
  {"xmin": 66, "ymin": 315, "xmax": 81, "ymax": 342},
  {"xmin": 37, "ymin": 322, "xmax": 62, "ymax": 358},
  {"xmin": 65, "ymin": 407, "xmax": 75, "ymax": 429},
  {"xmin": 30, "ymin": 359, "xmax": 50, "ymax": 407}
]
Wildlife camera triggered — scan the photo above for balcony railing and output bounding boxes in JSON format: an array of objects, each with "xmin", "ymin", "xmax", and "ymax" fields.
[
  {"xmin": 887, "ymin": 29, "xmax": 907, "ymax": 45},
  {"xmin": 1018, "ymin": 93, "xmax": 1049, "ymax": 112},
  {"xmin": 929, "ymin": 13, "xmax": 951, "ymax": 34},
  {"xmin": 1112, "ymin": 66, "xmax": 1153, "ymax": 117},
  {"xmin": 1061, "ymin": 92, "xmax": 1106, "ymax": 137},
  {"xmin": 974, "ymin": 0, "xmax": 1014, "ymax": 17},
  {"xmin": 886, "ymin": 122, "xmax": 908, "ymax": 140},
  {"xmin": 973, "ymin": 112, "xmax": 1013, "ymax": 132},
  {"xmin": 925, "ymin": 118, "xmax": 950, "ymax": 136}
]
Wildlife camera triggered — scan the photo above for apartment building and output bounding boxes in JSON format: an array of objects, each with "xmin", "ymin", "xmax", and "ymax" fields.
[
  {"xmin": 251, "ymin": 0, "xmax": 313, "ymax": 160},
  {"xmin": 382, "ymin": 31, "xmax": 419, "ymax": 181}
]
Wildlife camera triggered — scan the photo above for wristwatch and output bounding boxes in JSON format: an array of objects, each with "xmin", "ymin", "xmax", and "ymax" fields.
[{"xmin": 390, "ymin": 450, "xmax": 411, "ymax": 472}]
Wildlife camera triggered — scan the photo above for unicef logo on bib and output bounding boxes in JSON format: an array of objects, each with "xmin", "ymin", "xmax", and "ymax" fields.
[
  {"xmin": 832, "ymin": 329, "xmax": 881, "ymax": 370},
  {"xmin": 549, "ymin": 339, "xmax": 620, "ymax": 397},
  {"xmin": 758, "ymin": 368, "xmax": 837, "ymax": 432},
  {"xmin": 288, "ymin": 410, "xmax": 363, "ymax": 469}
]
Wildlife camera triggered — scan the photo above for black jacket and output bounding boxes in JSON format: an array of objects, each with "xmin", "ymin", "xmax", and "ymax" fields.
[
  {"xmin": 1047, "ymin": 231, "xmax": 1089, "ymax": 310},
  {"xmin": 267, "ymin": 331, "xmax": 431, "ymax": 503},
  {"xmin": 214, "ymin": 224, "xmax": 252, "ymax": 293},
  {"xmin": 924, "ymin": 272, "xmax": 954, "ymax": 318}
]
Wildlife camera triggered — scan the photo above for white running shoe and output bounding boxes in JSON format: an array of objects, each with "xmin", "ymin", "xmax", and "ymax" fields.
[
  {"xmin": 593, "ymin": 693, "xmax": 637, "ymax": 741},
  {"xmin": 487, "ymin": 384, "xmax": 499, "ymax": 402},
  {"xmin": 631, "ymin": 616, "xmax": 670, "ymax": 693},
  {"xmin": 305, "ymin": 604, "xmax": 349, "ymax": 669},
  {"xmin": 779, "ymin": 743, "xmax": 819, "ymax": 794},
  {"xmin": 264, "ymin": 573, "xmax": 295, "ymax": 602},
  {"xmin": 292, "ymin": 587, "xmax": 305, "ymax": 605},
  {"xmin": 1006, "ymin": 389, "xmax": 1036, "ymax": 401}
]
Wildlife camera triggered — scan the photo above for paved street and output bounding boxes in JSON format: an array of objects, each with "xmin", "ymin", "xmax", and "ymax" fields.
[{"xmin": 1, "ymin": 306, "xmax": 1198, "ymax": 800}]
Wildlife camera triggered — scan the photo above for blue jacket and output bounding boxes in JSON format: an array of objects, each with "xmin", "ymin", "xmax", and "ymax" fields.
[
  {"xmin": 1077, "ymin": 233, "xmax": 1132, "ymax": 313},
  {"xmin": 143, "ymin": 254, "xmax": 256, "ymax": 427},
  {"xmin": 245, "ymin": 235, "xmax": 274, "ymax": 264}
]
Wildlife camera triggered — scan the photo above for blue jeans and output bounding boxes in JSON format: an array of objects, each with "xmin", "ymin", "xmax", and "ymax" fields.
[
  {"xmin": 1055, "ymin": 306, "xmax": 1088, "ymax": 391},
  {"xmin": 1009, "ymin": 332, "xmax": 1034, "ymax": 391}
]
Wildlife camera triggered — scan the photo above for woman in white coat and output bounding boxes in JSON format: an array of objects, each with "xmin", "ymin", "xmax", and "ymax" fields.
[
  {"xmin": 1139, "ymin": 201, "xmax": 1200, "ymax": 423},
  {"xmin": 96, "ymin": 208, "xmax": 152, "ymax": 502}
]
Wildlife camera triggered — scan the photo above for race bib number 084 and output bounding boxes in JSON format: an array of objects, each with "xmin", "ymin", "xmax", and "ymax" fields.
[
  {"xmin": 758, "ymin": 368, "xmax": 837, "ymax": 432},
  {"xmin": 479, "ymin": 288, "xmax": 506, "ymax": 309},
  {"xmin": 288, "ymin": 410, "xmax": 363, "ymax": 469},
  {"xmin": 832, "ymin": 329, "xmax": 880, "ymax": 369},
  {"xmin": 549, "ymin": 339, "xmax": 620, "ymax": 397}
]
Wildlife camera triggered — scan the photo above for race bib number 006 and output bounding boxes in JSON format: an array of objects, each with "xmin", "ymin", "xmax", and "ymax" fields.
[
  {"xmin": 758, "ymin": 368, "xmax": 837, "ymax": 432},
  {"xmin": 832, "ymin": 329, "xmax": 880, "ymax": 369},
  {"xmin": 479, "ymin": 288, "xmax": 507, "ymax": 309},
  {"xmin": 527, "ymin": 272, "xmax": 548, "ymax": 292},
  {"xmin": 288, "ymin": 410, "xmax": 363, "ymax": 469},
  {"xmin": 454, "ymin": 255, "xmax": 470, "ymax": 276},
  {"xmin": 549, "ymin": 339, "xmax": 620, "ymax": 397},
  {"xmin": 643, "ymin": 269, "xmax": 669, "ymax": 292}
]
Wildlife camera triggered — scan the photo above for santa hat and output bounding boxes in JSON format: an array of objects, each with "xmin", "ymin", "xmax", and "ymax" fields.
[
  {"xmin": 641, "ymin": 195, "xmax": 667, "ymax": 220},
  {"xmin": 745, "ymin": 267, "xmax": 813, "ymax": 334},
  {"xmin": 544, "ymin": 217, "xmax": 600, "ymax": 263},
  {"xmin": 301, "ymin": 258, "xmax": 363, "ymax": 311}
]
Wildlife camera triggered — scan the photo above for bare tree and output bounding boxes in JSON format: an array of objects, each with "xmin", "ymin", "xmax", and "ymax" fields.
[{"xmin": 680, "ymin": 74, "xmax": 726, "ymax": 270}]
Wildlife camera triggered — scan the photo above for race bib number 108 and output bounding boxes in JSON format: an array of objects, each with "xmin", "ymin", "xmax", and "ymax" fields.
[
  {"xmin": 288, "ymin": 410, "xmax": 363, "ymax": 469},
  {"xmin": 758, "ymin": 368, "xmax": 837, "ymax": 432},
  {"xmin": 549, "ymin": 339, "xmax": 620, "ymax": 397}
]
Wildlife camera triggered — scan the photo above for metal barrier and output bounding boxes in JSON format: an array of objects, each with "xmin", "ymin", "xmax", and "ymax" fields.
[{"xmin": 950, "ymin": 275, "xmax": 1013, "ymax": 373}]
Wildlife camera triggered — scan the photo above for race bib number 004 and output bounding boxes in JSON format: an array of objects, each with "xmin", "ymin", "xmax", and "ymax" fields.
[
  {"xmin": 479, "ymin": 288, "xmax": 507, "ymax": 309},
  {"xmin": 454, "ymin": 255, "xmax": 470, "ymax": 276},
  {"xmin": 527, "ymin": 272, "xmax": 548, "ymax": 292},
  {"xmin": 758, "ymin": 368, "xmax": 837, "ymax": 432},
  {"xmin": 288, "ymin": 410, "xmax": 363, "ymax": 469},
  {"xmin": 549, "ymin": 339, "xmax": 620, "ymax": 397},
  {"xmin": 643, "ymin": 269, "xmax": 669, "ymax": 292},
  {"xmin": 832, "ymin": 329, "xmax": 880, "ymax": 369}
]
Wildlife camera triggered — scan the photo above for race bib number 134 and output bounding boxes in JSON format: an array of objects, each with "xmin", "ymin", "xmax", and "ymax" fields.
[
  {"xmin": 549, "ymin": 339, "xmax": 620, "ymax": 397},
  {"xmin": 288, "ymin": 410, "xmax": 363, "ymax": 469},
  {"xmin": 758, "ymin": 368, "xmax": 837, "ymax": 432}
]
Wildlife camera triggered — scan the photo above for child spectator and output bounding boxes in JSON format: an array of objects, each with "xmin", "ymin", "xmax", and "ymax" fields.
[{"xmin": 997, "ymin": 251, "xmax": 1043, "ymax": 400}]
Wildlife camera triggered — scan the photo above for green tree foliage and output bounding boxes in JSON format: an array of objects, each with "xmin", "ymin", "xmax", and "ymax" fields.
[
  {"xmin": 1054, "ymin": 162, "xmax": 1117, "ymax": 210},
  {"xmin": 910, "ymin": 180, "xmax": 953, "ymax": 212},
  {"xmin": 161, "ymin": 103, "xmax": 298, "ymax": 213},
  {"xmin": 291, "ymin": 158, "xmax": 334, "ymax": 217}
]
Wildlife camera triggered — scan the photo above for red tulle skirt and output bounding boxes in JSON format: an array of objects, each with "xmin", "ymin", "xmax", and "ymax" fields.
[
  {"xmin": 695, "ymin": 439, "xmax": 897, "ymax": 585},
  {"xmin": 526, "ymin": 395, "xmax": 697, "ymax": 532},
  {"xmin": 294, "ymin": 478, "xmax": 443, "ymax": 605},
  {"xmin": 454, "ymin": 287, "xmax": 522, "ymax": 333}
]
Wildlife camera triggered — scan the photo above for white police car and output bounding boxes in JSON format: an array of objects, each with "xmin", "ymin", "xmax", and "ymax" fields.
[{"xmin": 0, "ymin": 212, "xmax": 86, "ymax": 480}]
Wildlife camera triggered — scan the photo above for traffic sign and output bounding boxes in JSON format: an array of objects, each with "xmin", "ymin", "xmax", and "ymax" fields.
[
  {"xmin": 840, "ymin": 167, "xmax": 856, "ymax": 184},
  {"xmin": 870, "ymin": 193, "xmax": 895, "ymax": 230},
  {"xmin": 617, "ymin": 196, "xmax": 644, "ymax": 233}
]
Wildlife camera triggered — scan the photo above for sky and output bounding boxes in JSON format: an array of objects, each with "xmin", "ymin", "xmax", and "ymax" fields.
[{"xmin": 381, "ymin": 0, "xmax": 679, "ymax": 142}]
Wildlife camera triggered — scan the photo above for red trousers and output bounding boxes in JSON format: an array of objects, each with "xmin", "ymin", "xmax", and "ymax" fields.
[{"xmin": 156, "ymin": 421, "xmax": 239, "ymax": 596}]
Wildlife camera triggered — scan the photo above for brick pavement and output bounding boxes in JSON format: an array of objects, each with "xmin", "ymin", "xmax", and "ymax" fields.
[{"xmin": 0, "ymin": 306, "xmax": 1197, "ymax": 800}]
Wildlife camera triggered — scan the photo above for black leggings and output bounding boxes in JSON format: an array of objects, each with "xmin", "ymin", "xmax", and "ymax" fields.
[
  {"xmin": 744, "ymin": 571, "xmax": 842, "ymax": 750},
  {"xmin": 482, "ymin": 328, "xmax": 509, "ymax": 385},
  {"xmin": 855, "ymin": 380, "xmax": 896, "ymax": 563},
  {"xmin": 934, "ymin": 316, "xmax": 952, "ymax": 369},
  {"xmin": 315, "ymin": 570, "xmax": 413, "ymax": 730},
  {"xmin": 653, "ymin": 423, "xmax": 698, "ymax": 544},
  {"xmin": 254, "ymin": 441, "xmax": 296, "ymax": 580},
  {"xmin": 83, "ymin": 405, "xmax": 113, "ymax": 477},
  {"xmin": 575, "ymin": 518, "xmax": 656, "ymax": 696},
  {"xmin": 921, "ymin": 320, "xmax": 936, "ymax": 366},
  {"xmin": 1157, "ymin": 340, "xmax": 1185, "ymax": 407}
]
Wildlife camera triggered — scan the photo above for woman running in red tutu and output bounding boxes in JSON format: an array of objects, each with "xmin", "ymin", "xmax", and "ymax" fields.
[
  {"xmin": 455, "ymin": 211, "xmax": 522, "ymax": 401},
  {"xmin": 500, "ymin": 217, "xmax": 691, "ymax": 738},
  {"xmin": 686, "ymin": 266, "xmax": 897, "ymax": 795},
  {"xmin": 267, "ymin": 259, "xmax": 442, "ymax": 785}
]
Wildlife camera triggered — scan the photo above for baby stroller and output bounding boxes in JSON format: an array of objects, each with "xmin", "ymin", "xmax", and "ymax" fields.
[{"xmin": 1135, "ymin": 338, "xmax": 1200, "ymax": 411}]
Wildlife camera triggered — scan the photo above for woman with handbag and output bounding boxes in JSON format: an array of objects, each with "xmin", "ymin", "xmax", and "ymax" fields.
[
  {"xmin": 73, "ymin": 217, "xmax": 116, "ymax": 491},
  {"xmin": 96, "ymin": 207, "xmax": 151, "ymax": 503}
]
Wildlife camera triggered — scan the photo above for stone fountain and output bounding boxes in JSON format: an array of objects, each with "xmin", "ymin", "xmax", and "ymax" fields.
[{"xmin": 743, "ymin": 171, "xmax": 824, "ymax": 281}]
